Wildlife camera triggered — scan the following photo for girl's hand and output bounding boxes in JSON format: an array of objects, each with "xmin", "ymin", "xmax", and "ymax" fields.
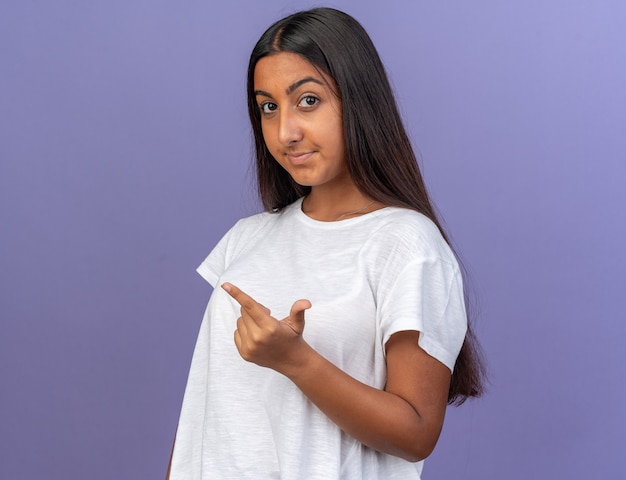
[
  {"xmin": 222, "ymin": 283, "xmax": 449, "ymax": 462},
  {"xmin": 222, "ymin": 282, "xmax": 312, "ymax": 373}
]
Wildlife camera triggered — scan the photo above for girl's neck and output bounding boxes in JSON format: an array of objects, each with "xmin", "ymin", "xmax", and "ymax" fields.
[{"xmin": 302, "ymin": 185, "xmax": 382, "ymax": 222}]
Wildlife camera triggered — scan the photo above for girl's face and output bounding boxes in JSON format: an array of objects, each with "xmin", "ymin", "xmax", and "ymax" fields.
[{"xmin": 253, "ymin": 52, "xmax": 350, "ymax": 192}]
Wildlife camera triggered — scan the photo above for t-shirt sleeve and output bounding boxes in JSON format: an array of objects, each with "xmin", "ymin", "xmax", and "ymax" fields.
[
  {"xmin": 196, "ymin": 213, "xmax": 271, "ymax": 288},
  {"xmin": 196, "ymin": 232, "xmax": 232, "ymax": 288},
  {"xmin": 378, "ymin": 254, "xmax": 467, "ymax": 373},
  {"xmin": 196, "ymin": 219, "xmax": 245, "ymax": 287}
]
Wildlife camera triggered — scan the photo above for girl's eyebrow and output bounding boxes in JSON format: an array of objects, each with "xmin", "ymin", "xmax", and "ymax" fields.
[
  {"xmin": 286, "ymin": 77, "xmax": 324, "ymax": 94},
  {"xmin": 254, "ymin": 76, "xmax": 325, "ymax": 98}
]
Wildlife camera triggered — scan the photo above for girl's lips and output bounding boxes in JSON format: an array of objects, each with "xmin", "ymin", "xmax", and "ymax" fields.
[{"xmin": 286, "ymin": 151, "xmax": 314, "ymax": 165}]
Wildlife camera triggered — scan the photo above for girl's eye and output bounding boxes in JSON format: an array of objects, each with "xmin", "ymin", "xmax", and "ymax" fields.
[
  {"xmin": 259, "ymin": 102, "xmax": 277, "ymax": 114},
  {"xmin": 298, "ymin": 96, "xmax": 319, "ymax": 108}
]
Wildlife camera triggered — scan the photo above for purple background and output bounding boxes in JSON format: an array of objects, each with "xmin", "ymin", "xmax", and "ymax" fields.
[{"xmin": 1, "ymin": 1, "xmax": 625, "ymax": 479}]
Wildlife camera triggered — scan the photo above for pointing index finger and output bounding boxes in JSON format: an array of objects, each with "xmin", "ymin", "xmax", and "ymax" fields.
[{"xmin": 221, "ymin": 282, "xmax": 259, "ymax": 313}]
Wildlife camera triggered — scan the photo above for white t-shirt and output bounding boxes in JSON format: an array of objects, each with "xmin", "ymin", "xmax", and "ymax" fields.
[{"xmin": 170, "ymin": 198, "xmax": 467, "ymax": 480}]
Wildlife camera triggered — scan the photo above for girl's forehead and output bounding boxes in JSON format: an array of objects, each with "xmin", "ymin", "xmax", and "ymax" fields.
[
  {"xmin": 255, "ymin": 53, "xmax": 317, "ymax": 80},
  {"xmin": 254, "ymin": 52, "xmax": 336, "ymax": 93}
]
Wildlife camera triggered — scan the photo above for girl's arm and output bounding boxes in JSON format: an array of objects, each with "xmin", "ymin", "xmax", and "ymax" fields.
[{"xmin": 224, "ymin": 283, "xmax": 451, "ymax": 462}]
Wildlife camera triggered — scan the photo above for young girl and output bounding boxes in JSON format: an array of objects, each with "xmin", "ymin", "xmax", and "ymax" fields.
[{"xmin": 168, "ymin": 7, "xmax": 484, "ymax": 479}]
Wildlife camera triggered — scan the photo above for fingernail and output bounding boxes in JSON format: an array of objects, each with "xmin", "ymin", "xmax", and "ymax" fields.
[{"xmin": 221, "ymin": 283, "xmax": 232, "ymax": 293}]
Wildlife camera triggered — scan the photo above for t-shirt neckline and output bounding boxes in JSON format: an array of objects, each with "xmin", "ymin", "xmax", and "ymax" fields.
[{"xmin": 291, "ymin": 197, "xmax": 394, "ymax": 228}]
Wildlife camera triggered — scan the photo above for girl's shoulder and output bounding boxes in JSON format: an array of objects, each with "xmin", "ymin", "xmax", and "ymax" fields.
[
  {"xmin": 230, "ymin": 209, "xmax": 275, "ymax": 234},
  {"xmin": 229, "ymin": 198, "xmax": 302, "ymax": 234},
  {"xmin": 374, "ymin": 207, "xmax": 441, "ymax": 235},
  {"xmin": 366, "ymin": 207, "xmax": 458, "ymax": 265}
]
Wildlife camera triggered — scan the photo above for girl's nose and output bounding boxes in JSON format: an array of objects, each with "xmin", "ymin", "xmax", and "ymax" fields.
[{"xmin": 277, "ymin": 110, "xmax": 303, "ymax": 145}]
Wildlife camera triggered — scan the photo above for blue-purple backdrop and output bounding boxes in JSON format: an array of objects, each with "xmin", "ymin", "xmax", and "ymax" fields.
[{"xmin": 1, "ymin": 1, "xmax": 625, "ymax": 479}]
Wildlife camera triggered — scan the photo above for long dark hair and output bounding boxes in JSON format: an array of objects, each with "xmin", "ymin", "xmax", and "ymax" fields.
[{"xmin": 247, "ymin": 7, "xmax": 485, "ymax": 404}]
